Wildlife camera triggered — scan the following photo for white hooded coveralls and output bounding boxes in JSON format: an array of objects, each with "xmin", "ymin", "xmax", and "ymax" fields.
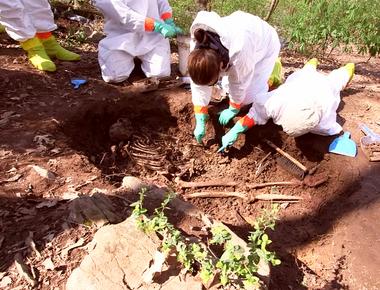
[
  {"xmin": 94, "ymin": 0, "xmax": 172, "ymax": 83},
  {"xmin": 190, "ymin": 11, "xmax": 280, "ymax": 123},
  {"xmin": 0, "ymin": 0, "xmax": 56, "ymax": 42},
  {"xmin": 264, "ymin": 65, "xmax": 350, "ymax": 137}
]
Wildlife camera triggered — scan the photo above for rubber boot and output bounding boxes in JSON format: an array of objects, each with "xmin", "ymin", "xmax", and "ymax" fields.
[
  {"xmin": 40, "ymin": 35, "xmax": 80, "ymax": 61},
  {"xmin": 0, "ymin": 24, "xmax": 5, "ymax": 33},
  {"xmin": 268, "ymin": 57, "xmax": 283, "ymax": 91},
  {"xmin": 20, "ymin": 37, "xmax": 56, "ymax": 72},
  {"xmin": 344, "ymin": 63, "xmax": 355, "ymax": 84},
  {"xmin": 304, "ymin": 58, "xmax": 319, "ymax": 69}
]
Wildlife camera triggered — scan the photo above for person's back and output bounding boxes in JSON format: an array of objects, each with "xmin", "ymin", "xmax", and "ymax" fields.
[
  {"xmin": 221, "ymin": 11, "xmax": 277, "ymax": 58},
  {"xmin": 265, "ymin": 61, "xmax": 353, "ymax": 137}
]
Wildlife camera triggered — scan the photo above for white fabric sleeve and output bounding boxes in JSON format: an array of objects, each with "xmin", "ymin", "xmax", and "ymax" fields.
[
  {"xmin": 95, "ymin": 0, "xmax": 146, "ymax": 31},
  {"xmin": 191, "ymin": 81, "xmax": 213, "ymax": 107},
  {"xmin": 157, "ymin": 0, "xmax": 172, "ymax": 17},
  {"xmin": 227, "ymin": 46, "xmax": 255, "ymax": 105}
]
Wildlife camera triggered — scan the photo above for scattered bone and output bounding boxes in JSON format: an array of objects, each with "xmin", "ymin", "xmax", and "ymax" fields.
[
  {"xmin": 255, "ymin": 152, "xmax": 271, "ymax": 177},
  {"xmin": 175, "ymin": 177, "xmax": 238, "ymax": 189},
  {"xmin": 30, "ymin": 165, "xmax": 56, "ymax": 180},
  {"xmin": 185, "ymin": 191, "xmax": 246, "ymax": 199},
  {"xmin": 14, "ymin": 253, "xmax": 37, "ymax": 287},
  {"xmin": 248, "ymin": 181, "xmax": 301, "ymax": 189},
  {"xmin": 185, "ymin": 191, "xmax": 302, "ymax": 202},
  {"xmin": 61, "ymin": 238, "xmax": 85, "ymax": 258},
  {"xmin": 0, "ymin": 173, "xmax": 22, "ymax": 184},
  {"xmin": 25, "ymin": 232, "xmax": 41, "ymax": 259},
  {"xmin": 42, "ymin": 258, "xmax": 55, "ymax": 271}
]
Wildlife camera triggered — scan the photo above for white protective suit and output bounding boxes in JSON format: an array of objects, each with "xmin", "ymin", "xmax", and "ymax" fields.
[
  {"xmin": 0, "ymin": 0, "xmax": 56, "ymax": 42},
  {"xmin": 94, "ymin": 0, "xmax": 172, "ymax": 83},
  {"xmin": 264, "ymin": 65, "xmax": 350, "ymax": 137},
  {"xmin": 190, "ymin": 11, "xmax": 280, "ymax": 124}
]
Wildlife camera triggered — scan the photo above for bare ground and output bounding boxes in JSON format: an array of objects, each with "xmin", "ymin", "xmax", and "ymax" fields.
[{"xmin": 1, "ymin": 20, "xmax": 380, "ymax": 290}]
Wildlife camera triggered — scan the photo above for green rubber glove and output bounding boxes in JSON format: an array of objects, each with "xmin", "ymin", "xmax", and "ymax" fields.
[
  {"xmin": 164, "ymin": 18, "xmax": 183, "ymax": 35},
  {"xmin": 194, "ymin": 113, "xmax": 208, "ymax": 143},
  {"xmin": 219, "ymin": 106, "xmax": 239, "ymax": 126},
  {"xmin": 218, "ymin": 122, "xmax": 247, "ymax": 152},
  {"xmin": 154, "ymin": 21, "xmax": 177, "ymax": 38}
]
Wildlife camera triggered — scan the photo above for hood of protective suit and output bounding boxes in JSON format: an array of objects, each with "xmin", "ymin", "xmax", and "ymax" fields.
[{"xmin": 189, "ymin": 11, "xmax": 241, "ymax": 55}]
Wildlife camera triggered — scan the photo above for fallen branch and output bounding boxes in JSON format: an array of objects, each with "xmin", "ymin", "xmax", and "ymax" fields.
[
  {"xmin": 175, "ymin": 177, "xmax": 238, "ymax": 189},
  {"xmin": 185, "ymin": 191, "xmax": 302, "ymax": 202}
]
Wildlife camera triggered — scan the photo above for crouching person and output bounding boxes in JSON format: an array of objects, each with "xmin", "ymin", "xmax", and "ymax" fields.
[{"xmin": 220, "ymin": 59, "xmax": 355, "ymax": 151}]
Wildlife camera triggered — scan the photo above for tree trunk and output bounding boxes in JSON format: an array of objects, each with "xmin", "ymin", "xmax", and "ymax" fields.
[{"xmin": 264, "ymin": 0, "xmax": 279, "ymax": 21}]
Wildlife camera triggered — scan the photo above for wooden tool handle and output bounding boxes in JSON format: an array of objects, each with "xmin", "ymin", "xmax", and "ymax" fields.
[{"xmin": 264, "ymin": 139, "xmax": 308, "ymax": 172}]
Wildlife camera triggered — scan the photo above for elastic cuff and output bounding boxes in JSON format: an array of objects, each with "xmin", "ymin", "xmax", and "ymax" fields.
[
  {"xmin": 144, "ymin": 18, "xmax": 155, "ymax": 31},
  {"xmin": 160, "ymin": 12, "xmax": 172, "ymax": 20},
  {"xmin": 36, "ymin": 32, "xmax": 53, "ymax": 39},
  {"xmin": 229, "ymin": 101, "xmax": 241, "ymax": 110},
  {"xmin": 194, "ymin": 105, "xmax": 208, "ymax": 114},
  {"xmin": 238, "ymin": 115, "xmax": 255, "ymax": 128}
]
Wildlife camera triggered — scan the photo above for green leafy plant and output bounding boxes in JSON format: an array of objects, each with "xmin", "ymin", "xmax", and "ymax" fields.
[{"xmin": 131, "ymin": 189, "xmax": 281, "ymax": 288}]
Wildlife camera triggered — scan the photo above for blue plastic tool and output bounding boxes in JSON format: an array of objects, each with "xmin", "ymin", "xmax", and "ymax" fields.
[
  {"xmin": 328, "ymin": 131, "xmax": 357, "ymax": 157},
  {"xmin": 358, "ymin": 123, "xmax": 380, "ymax": 146},
  {"xmin": 71, "ymin": 78, "xmax": 87, "ymax": 89},
  {"xmin": 217, "ymin": 145, "xmax": 227, "ymax": 153}
]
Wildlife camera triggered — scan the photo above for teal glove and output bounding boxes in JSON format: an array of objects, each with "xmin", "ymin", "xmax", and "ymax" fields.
[
  {"xmin": 154, "ymin": 21, "xmax": 177, "ymax": 38},
  {"xmin": 218, "ymin": 122, "xmax": 248, "ymax": 152},
  {"xmin": 164, "ymin": 18, "xmax": 183, "ymax": 35},
  {"xmin": 194, "ymin": 113, "xmax": 208, "ymax": 143},
  {"xmin": 219, "ymin": 106, "xmax": 239, "ymax": 126}
]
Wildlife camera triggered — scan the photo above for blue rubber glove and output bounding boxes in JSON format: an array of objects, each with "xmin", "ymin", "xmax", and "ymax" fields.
[
  {"xmin": 218, "ymin": 122, "xmax": 247, "ymax": 152},
  {"xmin": 194, "ymin": 113, "xmax": 208, "ymax": 143},
  {"xmin": 219, "ymin": 106, "xmax": 239, "ymax": 126},
  {"xmin": 154, "ymin": 21, "xmax": 177, "ymax": 38},
  {"xmin": 164, "ymin": 18, "xmax": 183, "ymax": 35}
]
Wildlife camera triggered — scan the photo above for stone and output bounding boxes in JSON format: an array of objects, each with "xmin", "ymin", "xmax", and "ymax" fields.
[{"xmin": 66, "ymin": 217, "xmax": 203, "ymax": 290}]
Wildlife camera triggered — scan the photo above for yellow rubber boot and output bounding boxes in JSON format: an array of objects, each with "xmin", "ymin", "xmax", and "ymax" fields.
[
  {"xmin": 20, "ymin": 37, "xmax": 56, "ymax": 72},
  {"xmin": 0, "ymin": 24, "xmax": 5, "ymax": 33},
  {"xmin": 40, "ymin": 35, "xmax": 80, "ymax": 61},
  {"xmin": 344, "ymin": 63, "xmax": 355, "ymax": 84},
  {"xmin": 304, "ymin": 58, "xmax": 319, "ymax": 69},
  {"xmin": 268, "ymin": 57, "xmax": 283, "ymax": 91}
]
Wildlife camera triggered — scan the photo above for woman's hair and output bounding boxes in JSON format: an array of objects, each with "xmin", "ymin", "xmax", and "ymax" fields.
[{"xmin": 188, "ymin": 29, "xmax": 222, "ymax": 86}]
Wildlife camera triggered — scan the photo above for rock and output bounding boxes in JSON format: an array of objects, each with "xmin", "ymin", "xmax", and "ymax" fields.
[
  {"xmin": 66, "ymin": 217, "xmax": 203, "ymax": 290},
  {"xmin": 68, "ymin": 193, "xmax": 122, "ymax": 227},
  {"xmin": 120, "ymin": 176, "xmax": 148, "ymax": 192}
]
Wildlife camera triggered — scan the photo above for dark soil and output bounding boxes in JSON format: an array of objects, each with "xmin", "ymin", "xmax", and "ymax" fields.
[{"xmin": 1, "ymin": 18, "xmax": 380, "ymax": 290}]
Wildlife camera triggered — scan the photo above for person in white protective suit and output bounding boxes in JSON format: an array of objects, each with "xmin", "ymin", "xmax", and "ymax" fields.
[
  {"xmin": 219, "ymin": 59, "xmax": 355, "ymax": 151},
  {"xmin": 94, "ymin": 0, "xmax": 182, "ymax": 83},
  {"xmin": 187, "ymin": 10, "xmax": 281, "ymax": 144},
  {"xmin": 0, "ymin": 0, "xmax": 80, "ymax": 72}
]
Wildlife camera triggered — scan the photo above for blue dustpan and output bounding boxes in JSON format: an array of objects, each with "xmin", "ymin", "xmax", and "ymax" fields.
[
  {"xmin": 328, "ymin": 131, "xmax": 357, "ymax": 157},
  {"xmin": 71, "ymin": 78, "xmax": 87, "ymax": 89}
]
